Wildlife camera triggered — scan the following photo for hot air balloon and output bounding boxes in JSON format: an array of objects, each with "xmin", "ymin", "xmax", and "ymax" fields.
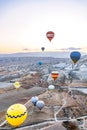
[
  {"xmin": 41, "ymin": 47, "xmax": 45, "ymax": 51},
  {"xmin": 70, "ymin": 51, "xmax": 81, "ymax": 64},
  {"xmin": 48, "ymin": 85, "xmax": 55, "ymax": 90},
  {"xmin": 13, "ymin": 81, "xmax": 21, "ymax": 89},
  {"xmin": 31, "ymin": 96, "xmax": 39, "ymax": 106},
  {"xmin": 46, "ymin": 31, "xmax": 55, "ymax": 42},
  {"xmin": 38, "ymin": 61, "xmax": 43, "ymax": 66},
  {"xmin": 36, "ymin": 100, "xmax": 45, "ymax": 110},
  {"xmin": 6, "ymin": 104, "xmax": 27, "ymax": 127},
  {"xmin": 51, "ymin": 71, "xmax": 59, "ymax": 81}
]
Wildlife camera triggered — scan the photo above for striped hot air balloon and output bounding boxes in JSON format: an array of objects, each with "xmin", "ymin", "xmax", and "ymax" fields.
[
  {"xmin": 51, "ymin": 71, "xmax": 59, "ymax": 81},
  {"xmin": 46, "ymin": 31, "xmax": 55, "ymax": 42}
]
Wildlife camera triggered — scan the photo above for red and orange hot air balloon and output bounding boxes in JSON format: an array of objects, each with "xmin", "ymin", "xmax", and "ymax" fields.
[
  {"xmin": 51, "ymin": 71, "xmax": 59, "ymax": 81},
  {"xmin": 46, "ymin": 31, "xmax": 55, "ymax": 42}
]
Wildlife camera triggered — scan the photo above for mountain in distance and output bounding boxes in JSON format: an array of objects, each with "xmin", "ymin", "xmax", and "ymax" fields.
[{"xmin": 0, "ymin": 51, "xmax": 86, "ymax": 58}]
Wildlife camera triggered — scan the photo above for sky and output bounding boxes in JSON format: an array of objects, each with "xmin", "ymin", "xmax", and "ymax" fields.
[{"xmin": 0, "ymin": 0, "xmax": 87, "ymax": 53}]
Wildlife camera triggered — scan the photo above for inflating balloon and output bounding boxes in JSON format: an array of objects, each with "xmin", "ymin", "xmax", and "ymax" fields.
[
  {"xmin": 41, "ymin": 47, "xmax": 45, "ymax": 51},
  {"xmin": 70, "ymin": 51, "xmax": 81, "ymax": 64},
  {"xmin": 31, "ymin": 96, "xmax": 39, "ymax": 106},
  {"xmin": 48, "ymin": 85, "xmax": 55, "ymax": 90},
  {"xmin": 46, "ymin": 31, "xmax": 55, "ymax": 42},
  {"xmin": 36, "ymin": 100, "xmax": 45, "ymax": 110},
  {"xmin": 51, "ymin": 71, "xmax": 59, "ymax": 81},
  {"xmin": 14, "ymin": 81, "xmax": 21, "ymax": 89},
  {"xmin": 38, "ymin": 61, "xmax": 43, "ymax": 66},
  {"xmin": 6, "ymin": 104, "xmax": 27, "ymax": 127}
]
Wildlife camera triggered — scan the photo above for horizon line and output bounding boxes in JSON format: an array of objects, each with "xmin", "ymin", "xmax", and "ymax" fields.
[{"xmin": 0, "ymin": 50, "xmax": 86, "ymax": 54}]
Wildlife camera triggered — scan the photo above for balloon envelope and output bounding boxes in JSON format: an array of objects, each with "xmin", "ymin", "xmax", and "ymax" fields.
[
  {"xmin": 51, "ymin": 71, "xmax": 59, "ymax": 80},
  {"xmin": 38, "ymin": 61, "xmax": 43, "ymax": 65},
  {"xmin": 41, "ymin": 47, "xmax": 45, "ymax": 51},
  {"xmin": 46, "ymin": 31, "xmax": 55, "ymax": 42},
  {"xmin": 70, "ymin": 51, "xmax": 81, "ymax": 64},
  {"xmin": 13, "ymin": 81, "xmax": 21, "ymax": 89},
  {"xmin": 6, "ymin": 104, "xmax": 27, "ymax": 127},
  {"xmin": 31, "ymin": 96, "xmax": 39, "ymax": 106},
  {"xmin": 36, "ymin": 100, "xmax": 45, "ymax": 110},
  {"xmin": 48, "ymin": 85, "xmax": 55, "ymax": 90}
]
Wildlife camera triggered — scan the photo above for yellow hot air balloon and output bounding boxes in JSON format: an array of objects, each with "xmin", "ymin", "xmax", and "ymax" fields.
[
  {"xmin": 14, "ymin": 81, "xmax": 21, "ymax": 89},
  {"xmin": 6, "ymin": 104, "xmax": 27, "ymax": 127},
  {"xmin": 51, "ymin": 71, "xmax": 59, "ymax": 81}
]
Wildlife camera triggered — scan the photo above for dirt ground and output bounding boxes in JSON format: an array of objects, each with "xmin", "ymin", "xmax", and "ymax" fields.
[{"xmin": 0, "ymin": 86, "xmax": 46, "ymax": 123}]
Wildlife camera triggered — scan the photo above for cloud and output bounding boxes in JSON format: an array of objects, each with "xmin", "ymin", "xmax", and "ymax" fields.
[
  {"xmin": 55, "ymin": 47, "xmax": 81, "ymax": 51},
  {"xmin": 23, "ymin": 48, "xmax": 30, "ymax": 51},
  {"xmin": 23, "ymin": 48, "xmax": 36, "ymax": 52},
  {"xmin": 23, "ymin": 48, "xmax": 40, "ymax": 52},
  {"xmin": 67, "ymin": 47, "xmax": 81, "ymax": 50}
]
